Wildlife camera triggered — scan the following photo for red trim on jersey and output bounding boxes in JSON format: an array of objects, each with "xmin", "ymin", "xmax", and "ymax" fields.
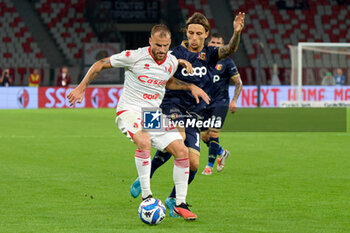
[
  {"xmin": 148, "ymin": 47, "xmax": 167, "ymax": 65},
  {"xmin": 116, "ymin": 110, "xmax": 128, "ymax": 116},
  {"xmin": 128, "ymin": 130, "xmax": 134, "ymax": 139},
  {"xmin": 109, "ymin": 57, "xmax": 112, "ymax": 67}
]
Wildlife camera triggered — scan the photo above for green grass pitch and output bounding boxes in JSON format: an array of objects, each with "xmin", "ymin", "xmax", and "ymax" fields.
[{"xmin": 0, "ymin": 108, "xmax": 349, "ymax": 233}]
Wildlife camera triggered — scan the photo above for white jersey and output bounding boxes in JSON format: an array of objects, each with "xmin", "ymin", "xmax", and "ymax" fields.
[{"xmin": 110, "ymin": 46, "xmax": 178, "ymax": 113}]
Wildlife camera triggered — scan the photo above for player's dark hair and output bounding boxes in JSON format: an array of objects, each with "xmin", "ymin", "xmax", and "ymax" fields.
[
  {"xmin": 185, "ymin": 12, "xmax": 211, "ymax": 32},
  {"xmin": 151, "ymin": 24, "xmax": 171, "ymax": 38},
  {"xmin": 210, "ymin": 32, "xmax": 224, "ymax": 43}
]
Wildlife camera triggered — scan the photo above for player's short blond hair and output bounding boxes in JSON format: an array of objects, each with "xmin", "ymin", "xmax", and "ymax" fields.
[{"xmin": 151, "ymin": 24, "xmax": 171, "ymax": 38}]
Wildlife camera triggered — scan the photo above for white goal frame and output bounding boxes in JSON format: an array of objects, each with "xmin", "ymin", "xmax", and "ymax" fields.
[{"xmin": 296, "ymin": 42, "xmax": 350, "ymax": 105}]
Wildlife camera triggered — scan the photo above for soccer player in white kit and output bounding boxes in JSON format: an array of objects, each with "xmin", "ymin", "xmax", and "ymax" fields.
[{"xmin": 67, "ymin": 25, "xmax": 209, "ymax": 220}]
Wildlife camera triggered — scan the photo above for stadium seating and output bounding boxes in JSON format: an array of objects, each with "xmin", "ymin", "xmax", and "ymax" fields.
[
  {"xmin": 0, "ymin": 0, "xmax": 48, "ymax": 69},
  {"xmin": 34, "ymin": 0, "xmax": 98, "ymax": 64},
  {"xmin": 229, "ymin": 0, "xmax": 350, "ymax": 68},
  {"xmin": 178, "ymin": 0, "xmax": 218, "ymax": 33}
]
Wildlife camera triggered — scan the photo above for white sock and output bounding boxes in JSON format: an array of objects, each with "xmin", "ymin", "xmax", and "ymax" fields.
[
  {"xmin": 135, "ymin": 150, "xmax": 152, "ymax": 199},
  {"xmin": 173, "ymin": 158, "xmax": 190, "ymax": 206}
]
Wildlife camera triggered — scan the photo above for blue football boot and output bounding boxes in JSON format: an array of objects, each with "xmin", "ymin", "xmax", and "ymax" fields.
[{"xmin": 130, "ymin": 177, "xmax": 141, "ymax": 198}]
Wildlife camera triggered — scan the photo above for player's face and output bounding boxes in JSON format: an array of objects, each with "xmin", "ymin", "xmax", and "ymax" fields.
[
  {"xmin": 208, "ymin": 37, "xmax": 224, "ymax": 48},
  {"xmin": 149, "ymin": 32, "xmax": 171, "ymax": 62},
  {"xmin": 186, "ymin": 24, "xmax": 209, "ymax": 52}
]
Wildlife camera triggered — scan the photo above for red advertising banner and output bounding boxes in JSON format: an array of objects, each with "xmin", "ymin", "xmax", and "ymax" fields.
[
  {"xmin": 8, "ymin": 86, "xmax": 347, "ymax": 109},
  {"xmin": 38, "ymin": 87, "xmax": 123, "ymax": 108},
  {"xmin": 229, "ymin": 86, "xmax": 350, "ymax": 107}
]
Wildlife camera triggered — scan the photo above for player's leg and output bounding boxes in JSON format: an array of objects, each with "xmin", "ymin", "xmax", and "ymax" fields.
[
  {"xmin": 200, "ymin": 129, "xmax": 214, "ymax": 175},
  {"xmin": 115, "ymin": 110, "xmax": 153, "ymax": 200},
  {"xmin": 169, "ymin": 128, "xmax": 200, "ymax": 197},
  {"xmin": 132, "ymin": 131, "xmax": 153, "ymax": 200},
  {"xmin": 150, "ymin": 129, "xmax": 185, "ymax": 178},
  {"xmin": 201, "ymin": 129, "xmax": 210, "ymax": 146},
  {"xmin": 206, "ymin": 130, "xmax": 221, "ymax": 172},
  {"xmin": 130, "ymin": 150, "xmax": 172, "ymax": 198},
  {"xmin": 166, "ymin": 139, "xmax": 197, "ymax": 220},
  {"xmin": 130, "ymin": 129, "xmax": 185, "ymax": 198},
  {"xmin": 205, "ymin": 103, "xmax": 230, "ymax": 172},
  {"xmin": 166, "ymin": 128, "xmax": 200, "ymax": 218},
  {"xmin": 211, "ymin": 130, "xmax": 230, "ymax": 172}
]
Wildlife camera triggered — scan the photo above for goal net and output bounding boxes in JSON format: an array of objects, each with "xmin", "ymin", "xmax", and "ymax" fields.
[{"xmin": 288, "ymin": 42, "xmax": 350, "ymax": 107}]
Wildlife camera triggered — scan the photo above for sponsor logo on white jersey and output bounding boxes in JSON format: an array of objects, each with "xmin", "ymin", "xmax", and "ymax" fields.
[
  {"xmin": 138, "ymin": 75, "xmax": 167, "ymax": 87},
  {"xmin": 143, "ymin": 93, "xmax": 159, "ymax": 100}
]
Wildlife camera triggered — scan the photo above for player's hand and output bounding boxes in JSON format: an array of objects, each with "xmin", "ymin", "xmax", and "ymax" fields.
[
  {"xmin": 189, "ymin": 84, "xmax": 210, "ymax": 104},
  {"xmin": 233, "ymin": 12, "xmax": 245, "ymax": 34},
  {"xmin": 229, "ymin": 100, "xmax": 237, "ymax": 113},
  {"xmin": 178, "ymin": 59, "xmax": 193, "ymax": 74},
  {"xmin": 67, "ymin": 86, "xmax": 84, "ymax": 106}
]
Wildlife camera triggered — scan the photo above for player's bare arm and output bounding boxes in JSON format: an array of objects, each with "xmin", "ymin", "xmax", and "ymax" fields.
[
  {"xmin": 218, "ymin": 12, "xmax": 245, "ymax": 59},
  {"xmin": 229, "ymin": 74, "xmax": 242, "ymax": 113},
  {"xmin": 166, "ymin": 77, "xmax": 210, "ymax": 104},
  {"xmin": 67, "ymin": 58, "xmax": 112, "ymax": 106}
]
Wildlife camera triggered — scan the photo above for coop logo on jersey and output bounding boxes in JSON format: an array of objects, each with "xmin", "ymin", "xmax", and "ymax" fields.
[
  {"xmin": 142, "ymin": 108, "xmax": 162, "ymax": 130},
  {"xmin": 198, "ymin": 52, "xmax": 206, "ymax": 61},
  {"xmin": 91, "ymin": 88, "xmax": 105, "ymax": 108},
  {"xmin": 17, "ymin": 88, "xmax": 29, "ymax": 108},
  {"xmin": 181, "ymin": 67, "xmax": 207, "ymax": 78},
  {"xmin": 215, "ymin": 64, "xmax": 223, "ymax": 71}
]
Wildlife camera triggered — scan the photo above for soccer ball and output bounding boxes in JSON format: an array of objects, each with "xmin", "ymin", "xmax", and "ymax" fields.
[{"xmin": 138, "ymin": 198, "xmax": 166, "ymax": 225}]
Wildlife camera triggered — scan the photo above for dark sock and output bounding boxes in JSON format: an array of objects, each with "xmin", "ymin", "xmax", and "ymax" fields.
[
  {"xmin": 208, "ymin": 137, "xmax": 220, "ymax": 167},
  {"xmin": 150, "ymin": 151, "xmax": 172, "ymax": 178},
  {"xmin": 169, "ymin": 169, "xmax": 198, "ymax": 199}
]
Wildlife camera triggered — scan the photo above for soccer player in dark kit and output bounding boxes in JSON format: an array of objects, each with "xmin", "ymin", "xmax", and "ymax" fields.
[
  {"xmin": 201, "ymin": 32, "xmax": 242, "ymax": 175},
  {"xmin": 130, "ymin": 12, "xmax": 245, "ymax": 219}
]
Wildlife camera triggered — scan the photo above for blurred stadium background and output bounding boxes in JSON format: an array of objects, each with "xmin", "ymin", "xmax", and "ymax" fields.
[
  {"xmin": 0, "ymin": 0, "xmax": 348, "ymax": 82},
  {"xmin": 1, "ymin": 0, "xmax": 350, "ymax": 109},
  {"xmin": 1, "ymin": 1, "xmax": 350, "ymax": 232}
]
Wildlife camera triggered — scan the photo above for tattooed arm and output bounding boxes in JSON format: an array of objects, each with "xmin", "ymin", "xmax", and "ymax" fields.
[
  {"xmin": 67, "ymin": 58, "xmax": 112, "ymax": 106},
  {"xmin": 218, "ymin": 12, "xmax": 245, "ymax": 59},
  {"xmin": 166, "ymin": 77, "xmax": 210, "ymax": 104},
  {"xmin": 229, "ymin": 74, "xmax": 243, "ymax": 113}
]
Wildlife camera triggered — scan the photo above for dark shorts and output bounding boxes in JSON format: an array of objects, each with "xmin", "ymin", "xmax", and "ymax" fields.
[
  {"xmin": 161, "ymin": 103, "xmax": 201, "ymax": 152},
  {"xmin": 201, "ymin": 100, "xmax": 229, "ymax": 131}
]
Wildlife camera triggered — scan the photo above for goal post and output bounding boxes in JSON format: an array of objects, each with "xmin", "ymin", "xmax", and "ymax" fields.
[{"xmin": 289, "ymin": 42, "xmax": 350, "ymax": 106}]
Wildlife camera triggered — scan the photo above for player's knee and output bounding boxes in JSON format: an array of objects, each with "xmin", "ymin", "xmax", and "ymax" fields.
[
  {"xmin": 137, "ymin": 140, "xmax": 151, "ymax": 150},
  {"xmin": 134, "ymin": 132, "xmax": 151, "ymax": 150},
  {"xmin": 201, "ymin": 133, "xmax": 209, "ymax": 142},
  {"xmin": 190, "ymin": 158, "xmax": 199, "ymax": 171},
  {"xmin": 175, "ymin": 144, "xmax": 189, "ymax": 159},
  {"xmin": 209, "ymin": 130, "xmax": 219, "ymax": 138}
]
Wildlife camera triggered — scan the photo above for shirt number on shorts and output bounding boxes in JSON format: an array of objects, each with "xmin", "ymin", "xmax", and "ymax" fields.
[{"xmin": 195, "ymin": 132, "xmax": 200, "ymax": 148}]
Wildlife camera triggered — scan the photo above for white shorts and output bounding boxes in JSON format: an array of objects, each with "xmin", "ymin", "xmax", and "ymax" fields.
[{"xmin": 115, "ymin": 110, "xmax": 183, "ymax": 151}]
